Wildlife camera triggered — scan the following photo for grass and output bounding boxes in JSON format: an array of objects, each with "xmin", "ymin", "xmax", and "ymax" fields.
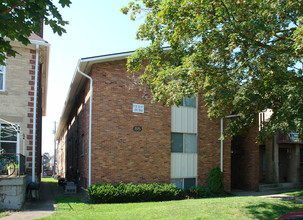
[
  {"xmin": 41, "ymin": 196, "xmax": 302, "ymax": 220},
  {"xmin": 40, "ymin": 178, "xmax": 303, "ymax": 220},
  {"xmin": 0, "ymin": 212, "xmax": 9, "ymax": 218},
  {"xmin": 41, "ymin": 176, "xmax": 58, "ymax": 183},
  {"xmin": 283, "ymin": 190, "xmax": 303, "ymax": 197}
]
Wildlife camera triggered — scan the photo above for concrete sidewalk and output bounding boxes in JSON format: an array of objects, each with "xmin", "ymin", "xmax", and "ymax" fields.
[
  {"xmin": 232, "ymin": 189, "xmax": 303, "ymax": 204},
  {"xmin": 2, "ymin": 181, "xmax": 56, "ymax": 220}
]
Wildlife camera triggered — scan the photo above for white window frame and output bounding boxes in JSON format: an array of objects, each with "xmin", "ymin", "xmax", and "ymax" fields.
[
  {"xmin": 0, "ymin": 61, "xmax": 6, "ymax": 92},
  {"xmin": 0, "ymin": 123, "xmax": 17, "ymax": 153}
]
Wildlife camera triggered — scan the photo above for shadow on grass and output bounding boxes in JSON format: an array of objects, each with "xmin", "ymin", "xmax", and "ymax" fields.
[
  {"xmin": 245, "ymin": 202, "xmax": 302, "ymax": 220},
  {"xmin": 47, "ymin": 180, "xmax": 90, "ymax": 204}
]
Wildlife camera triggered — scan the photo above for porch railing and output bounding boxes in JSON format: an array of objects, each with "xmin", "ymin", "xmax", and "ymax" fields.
[{"xmin": 0, "ymin": 153, "xmax": 25, "ymax": 176}]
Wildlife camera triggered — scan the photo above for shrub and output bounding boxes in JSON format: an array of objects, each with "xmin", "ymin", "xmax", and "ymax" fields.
[
  {"xmin": 187, "ymin": 186, "xmax": 212, "ymax": 198},
  {"xmin": 186, "ymin": 167, "xmax": 226, "ymax": 198},
  {"xmin": 88, "ymin": 182, "xmax": 184, "ymax": 204},
  {"xmin": 207, "ymin": 167, "xmax": 224, "ymax": 195}
]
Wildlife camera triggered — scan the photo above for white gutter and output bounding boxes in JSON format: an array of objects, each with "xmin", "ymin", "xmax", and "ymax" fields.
[
  {"xmin": 77, "ymin": 62, "xmax": 93, "ymax": 187},
  {"xmin": 29, "ymin": 39, "xmax": 50, "ymax": 47},
  {"xmin": 32, "ymin": 44, "xmax": 39, "ymax": 183},
  {"xmin": 220, "ymin": 114, "xmax": 240, "ymax": 172}
]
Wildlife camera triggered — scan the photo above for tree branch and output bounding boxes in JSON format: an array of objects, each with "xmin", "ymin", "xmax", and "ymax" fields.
[
  {"xmin": 2, "ymin": 1, "xmax": 26, "ymax": 15},
  {"xmin": 220, "ymin": 0, "xmax": 237, "ymax": 22}
]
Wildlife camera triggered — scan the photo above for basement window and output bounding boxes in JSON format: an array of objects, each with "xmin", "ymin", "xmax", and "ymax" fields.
[{"xmin": 171, "ymin": 178, "xmax": 196, "ymax": 189}]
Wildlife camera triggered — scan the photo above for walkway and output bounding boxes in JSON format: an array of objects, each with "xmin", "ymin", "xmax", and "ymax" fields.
[
  {"xmin": 2, "ymin": 181, "xmax": 56, "ymax": 220},
  {"xmin": 232, "ymin": 190, "xmax": 303, "ymax": 204}
]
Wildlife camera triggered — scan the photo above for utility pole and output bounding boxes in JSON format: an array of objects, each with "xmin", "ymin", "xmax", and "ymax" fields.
[{"xmin": 53, "ymin": 121, "xmax": 57, "ymax": 176}]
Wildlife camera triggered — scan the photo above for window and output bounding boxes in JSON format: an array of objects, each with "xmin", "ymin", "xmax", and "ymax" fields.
[
  {"xmin": 171, "ymin": 133, "xmax": 197, "ymax": 153},
  {"xmin": 180, "ymin": 96, "xmax": 196, "ymax": 108},
  {"xmin": 0, "ymin": 64, "xmax": 5, "ymax": 91},
  {"xmin": 171, "ymin": 178, "xmax": 196, "ymax": 189},
  {"xmin": 172, "ymin": 96, "xmax": 197, "ymax": 108},
  {"xmin": 0, "ymin": 123, "xmax": 17, "ymax": 153}
]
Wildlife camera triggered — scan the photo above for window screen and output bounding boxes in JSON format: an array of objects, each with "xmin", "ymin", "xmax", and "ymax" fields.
[
  {"xmin": 183, "ymin": 96, "xmax": 196, "ymax": 108},
  {"xmin": 171, "ymin": 179, "xmax": 183, "ymax": 189},
  {"xmin": 184, "ymin": 134, "xmax": 197, "ymax": 153},
  {"xmin": 171, "ymin": 133, "xmax": 197, "ymax": 153},
  {"xmin": 171, "ymin": 133, "xmax": 183, "ymax": 153}
]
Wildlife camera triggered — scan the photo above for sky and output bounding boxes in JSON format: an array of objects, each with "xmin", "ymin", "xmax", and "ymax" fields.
[{"xmin": 42, "ymin": 0, "xmax": 149, "ymax": 155}]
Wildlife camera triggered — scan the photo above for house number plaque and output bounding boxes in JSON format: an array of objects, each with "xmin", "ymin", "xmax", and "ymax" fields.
[{"xmin": 133, "ymin": 126, "xmax": 142, "ymax": 132}]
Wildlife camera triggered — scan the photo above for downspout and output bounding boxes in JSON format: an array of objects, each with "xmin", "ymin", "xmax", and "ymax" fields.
[
  {"xmin": 220, "ymin": 114, "xmax": 240, "ymax": 172},
  {"xmin": 32, "ymin": 44, "xmax": 39, "ymax": 183},
  {"xmin": 77, "ymin": 62, "xmax": 92, "ymax": 187}
]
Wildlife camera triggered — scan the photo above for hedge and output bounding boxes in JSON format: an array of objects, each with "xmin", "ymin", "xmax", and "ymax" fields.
[{"xmin": 88, "ymin": 182, "xmax": 184, "ymax": 203}]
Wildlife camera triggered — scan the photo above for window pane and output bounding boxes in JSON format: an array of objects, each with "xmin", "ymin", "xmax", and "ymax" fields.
[
  {"xmin": 184, "ymin": 96, "xmax": 196, "ymax": 108},
  {"xmin": 184, "ymin": 134, "xmax": 197, "ymax": 153},
  {"xmin": 0, "ymin": 142, "xmax": 16, "ymax": 153},
  {"xmin": 184, "ymin": 178, "xmax": 196, "ymax": 189},
  {"xmin": 0, "ymin": 124, "xmax": 17, "ymax": 141},
  {"xmin": 171, "ymin": 133, "xmax": 183, "ymax": 153},
  {"xmin": 171, "ymin": 179, "xmax": 183, "ymax": 189}
]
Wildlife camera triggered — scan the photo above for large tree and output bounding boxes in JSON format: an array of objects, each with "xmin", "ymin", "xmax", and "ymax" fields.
[
  {"xmin": 0, "ymin": 0, "xmax": 71, "ymax": 64},
  {"xmin": 122, "ymin": 0, "xmax": 303, "ymax": 140}
]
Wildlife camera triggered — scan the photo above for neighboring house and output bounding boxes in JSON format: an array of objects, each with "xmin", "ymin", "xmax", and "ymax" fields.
[
  {"xmin": 55, "ymin": 51, "xmax": 303, "ymax": 192},
  {"xmin": 0, "ymin": 33, "xmax": 49, "ymax": 209},
  {"xmin": 42, "ymin": 152, "xmax": 51, "ymax": 175}
]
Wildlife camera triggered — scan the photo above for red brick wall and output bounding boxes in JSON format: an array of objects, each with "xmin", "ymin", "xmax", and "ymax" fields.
[
  {"xmin": 90, "ymin": 60, "xmax": 171, "ymax": 184},
  {"xmin": 58, "ymin": 58, "xmax": 234, "ymax": 191},
  {"xmin": 26, "ymin": 49, "xmax": 42, "ymax": 179},
  {"xmin": 197, "ymin": 99, "xmax": 231, "ymax": 191},
  {"xmin": 231, "ymin": 125, "xmax": 259, "ymax": 190}
]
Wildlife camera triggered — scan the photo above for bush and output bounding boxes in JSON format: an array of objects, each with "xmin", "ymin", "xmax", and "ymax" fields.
[
  {"xmin": 207, "ymin": 167, "xmax": 224, "ymax": 195},
  {"xmin": 88, "ymin": 182, "xmax": 184, "ymax": 204},
  {"xmin": 186, "ymin": 167, "xmax": 225, "ymax": 198},
  {"xmin": 187, "ymin": 186, "xmax": 213, "ymax": 198}
]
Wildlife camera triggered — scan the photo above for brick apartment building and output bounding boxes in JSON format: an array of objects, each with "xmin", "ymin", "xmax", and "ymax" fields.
[{"xmin": 55, "ymin": 51, "xmax": 303, "ymax": 191}]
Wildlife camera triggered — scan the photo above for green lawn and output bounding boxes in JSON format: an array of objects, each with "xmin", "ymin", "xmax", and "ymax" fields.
[
  {"xmin": 41, "ymin": 176, "xmax": 58, "ymax": 183},
  {"xmin": 0, "ymin": 212, "xmax": 9, "ymax": 218},
  {"xmin": 40, "ymin": 178, "xmax": 303, "ymax": 220},
  {"xmin": 283, "ymin": 190, "xmax": 303, "ymax": 197}
]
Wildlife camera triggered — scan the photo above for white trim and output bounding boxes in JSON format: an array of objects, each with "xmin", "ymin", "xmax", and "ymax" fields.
[
  {"xmin": 32, "ymin": 44, "xmax": 39, "ymax": 183},
  {"xmin": 77, "ymin": 62, "xmax": 93, "ymax": 187},
  {"xmin": 29, "ymin": 39, "xmax": 50, "ymax": 47}
]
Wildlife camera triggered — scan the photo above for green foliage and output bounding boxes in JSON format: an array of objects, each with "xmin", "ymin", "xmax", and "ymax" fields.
[
  {"xmin": 122, "ymin": 0, "xmax": 303, "ymax": 140},
  {"xmin": 207, "ymin": 167, "xmax": 224, "ymax": 195},
  {"xmin": 88, "ymin": 182, "xmax": 184, "ymax": 203},
  {"xmin": 187, "ymin": 185, "xmax": 214, "ymax": 198},
  {"xmin": 0, "ymin": 0, "xmax": 71, "ymax": 65},
  {"xmin": 187, "ymin": 167, "xmax": 225, "ymax": 198}
]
